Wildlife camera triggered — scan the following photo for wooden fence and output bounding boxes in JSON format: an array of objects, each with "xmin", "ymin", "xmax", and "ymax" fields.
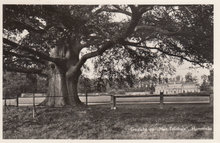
[
  {"xmin": 3, "ymin": 92, "xmax": 212, "ymax": 117},
  {"xmin": 110, "ymin": 92, "xmax": 212, "ymax": 109}
]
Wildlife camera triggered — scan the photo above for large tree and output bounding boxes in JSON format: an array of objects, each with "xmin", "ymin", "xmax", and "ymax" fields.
[{"xmin": 3, "ymin": 5, "xmax": 213, "ymax": 107}]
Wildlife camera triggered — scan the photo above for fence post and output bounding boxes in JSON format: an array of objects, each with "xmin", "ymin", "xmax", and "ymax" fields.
[
  {"xmin": 113, "ymin": 96, "xmax": 116, "ymax": 109},
  {"xmin": 110, "ymin": 95, "xmax": 113, "ymax": 108},
  {"xmin": 209, "ymin": 94, "xmax": 213, "ymax": 106},
  {"xmin": 4, "ymin": 97, "xmax": 7, "ymax": 112},
  {"xmin": 160, "ymin": 92, "xmax": 164, "ymax": 109},
  {"xmin": 5, "ymin": 97, "xmax": 7, "ymax": 106},
  {"xmin": 111, "ymin": 95, "xmax": 116, "ymax": 110},
  {"xmin": 16, "ymin": 94, "xmax": 19, "ymax": 107},
  {"xmin": 33, "ymin": 93, "xmax": 36, "ymax": 118},
  {"xmin": 85, "ymin": 92, "xmax": 88, "ymax": 106}
]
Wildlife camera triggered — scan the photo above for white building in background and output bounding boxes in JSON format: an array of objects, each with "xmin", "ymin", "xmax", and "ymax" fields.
[{"xmin": 154, "ymin": 82, "xmax": 200, "ymax": 95}]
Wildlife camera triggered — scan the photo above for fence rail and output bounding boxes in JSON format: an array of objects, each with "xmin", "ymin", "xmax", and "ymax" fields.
[
  {"xmin": 3, "ymin": 92, "xmax": 212, "ymax": 118},
  {"xmin": 3, "ymin": 92, "xmax": 212, "ymax": 106},
  {"xmin": 110, "ymin": 92, "xmax": 212, "ymax": 109}
]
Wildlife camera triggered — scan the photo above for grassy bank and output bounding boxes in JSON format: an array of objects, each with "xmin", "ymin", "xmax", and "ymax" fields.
[{"xmin": 3, "ymin": 104, "xmax": 213, "ymax": 139}]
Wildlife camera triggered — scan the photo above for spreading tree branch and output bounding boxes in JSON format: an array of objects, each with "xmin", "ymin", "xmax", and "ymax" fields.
[
  {"xmin": 78, "ymin": 42, "xmax": 114, "ymax": 67},
  {"xmin": 9, "ymin": 19, "xmax": 46, "ymax": 34},
  {"xmin": 93, "ymin": 5, "xmax": 132, "ymax": 17},
  {"xmin": 66, "ymin": 5, "xmax": 152, "ymax": 78},
  {"xmin": 3, "ymin": 50, "xmax": 46, "ymax": 65},
  {"xmin": 66, "ymin": 41, "xmax": 115, "ymax": 78},
  {"xmin": 123, "ymin": 41, "xmax": 204, "ymax": 67},
  {"xmin": 76, "ymin": 5, "xmax": 143, "ymax": 69},
  {"xmin": 124, "ymin": 5, "xmax": 142, "ymax": 37},
  {"xmin": 3, "ymin": 38, "xmax": 64, "ymax": 64},
  {"xmin": 111, "ymin": 5, "xmax": 132, "ymax": 16},
  {"xmin": 138, "ymin": 5, "xmax": 154, "ymax": 14}
]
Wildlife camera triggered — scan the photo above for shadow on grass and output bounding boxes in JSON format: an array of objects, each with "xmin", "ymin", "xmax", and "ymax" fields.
[{"xmin": 3, "ymin": 104, "xmax": 213, "ymax": 139}]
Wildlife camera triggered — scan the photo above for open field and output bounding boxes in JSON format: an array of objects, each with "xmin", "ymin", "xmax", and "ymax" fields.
[{"xmin": 3, "ymin": 104, "xmax": 213, "ymax": 139}]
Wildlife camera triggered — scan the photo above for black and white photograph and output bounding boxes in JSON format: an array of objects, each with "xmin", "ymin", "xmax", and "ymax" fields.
[{"xmin": 1, "ymin": 1, "xmax": 217, "ymax": 141}]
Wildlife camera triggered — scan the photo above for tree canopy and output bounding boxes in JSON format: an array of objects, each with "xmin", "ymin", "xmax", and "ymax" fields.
[
  {"xmin": 3, "ymin": 5, "xmax": 213, "ymax": 106},
  {"xmin": 3, "ymin": 5, "xmax": 213, "ymax": 74}
]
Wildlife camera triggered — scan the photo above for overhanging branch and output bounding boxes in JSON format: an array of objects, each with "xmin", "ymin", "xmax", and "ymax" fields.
[
  {"xmin": 3, "ymin": 38, "xmax": 63, "ymax": 64},
  {"xmin": 138, "ymin": 6, "xmax": 154, "ymax": 14},
  {"xmin": 111, "ymin": 5, "xmax": 132, "ymax": 16},
  {"xmin": 3, "ymin": 50, "xmax": 46, "ymax": 65},
  {"xmin": 77, "ymin": 6, "xmax": 143, "ymax": 68},
  {"xmin": 77, "ymin": 41, "xmax": 114, "ymax": 69},
  {"xmin": 94, "ymin": 5, "xmax": 132, "ymax": 17},
  {"xmin": 123, "ymin": 41, "xmax": 204, "ymax": 67},
  {"xmin": 66, "ymin": 5, "xmax": 145, "ymax": 78},
  {"xmin": 9, "ymin": 19, "xmax": 46, "ymax": 34},
  {"xmin": 155, "ymin": 48, "xmax": 204, "ymax": 67},
  {"xmin": 124, "ymin": 5, "xmax": 141, "ymax": 37}
]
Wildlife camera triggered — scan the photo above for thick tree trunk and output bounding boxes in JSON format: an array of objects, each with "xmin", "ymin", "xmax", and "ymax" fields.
[
  {"xmin": 66, "ymin": 73, "xmax": 83, "ymax": 105},
  {"xmin": 46, "ymin": 71, "xmax": 66, "ymax": 107},
  {"xmin": 41, "ymin": 38, "xmax": 85, "ymax": 107},
  {"xmin": 42, "ymin": 65, "xmax": 83, "ymax": 107}
]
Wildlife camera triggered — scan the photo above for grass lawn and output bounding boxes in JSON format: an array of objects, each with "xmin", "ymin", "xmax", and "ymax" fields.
[{"xmin": 3, "ymin": 103, "xmax": 213, "ymax": 139}]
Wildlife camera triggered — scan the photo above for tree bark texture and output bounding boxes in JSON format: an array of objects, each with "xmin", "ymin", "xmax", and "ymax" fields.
[{"xmin": 43, "ymin": 39, "xmax": 83, "ymax": 107}]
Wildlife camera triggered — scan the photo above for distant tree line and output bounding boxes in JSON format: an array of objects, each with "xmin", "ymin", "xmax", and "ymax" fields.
[
  {"xmin": 3, "ymin": 72, "xmax": 47, "ymax": 98},
  {"xmin": 200, "ymin": 70, "xmax": 213, "ymax": 92},
  {"xmin": 3, "ymin": 69, "xmax": 213, "ymax": 98}
]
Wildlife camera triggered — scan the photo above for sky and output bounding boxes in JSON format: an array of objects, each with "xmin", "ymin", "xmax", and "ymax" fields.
[{"xmin": 171, "ymin": 61, "xmax": 210, "ymax": 84}]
